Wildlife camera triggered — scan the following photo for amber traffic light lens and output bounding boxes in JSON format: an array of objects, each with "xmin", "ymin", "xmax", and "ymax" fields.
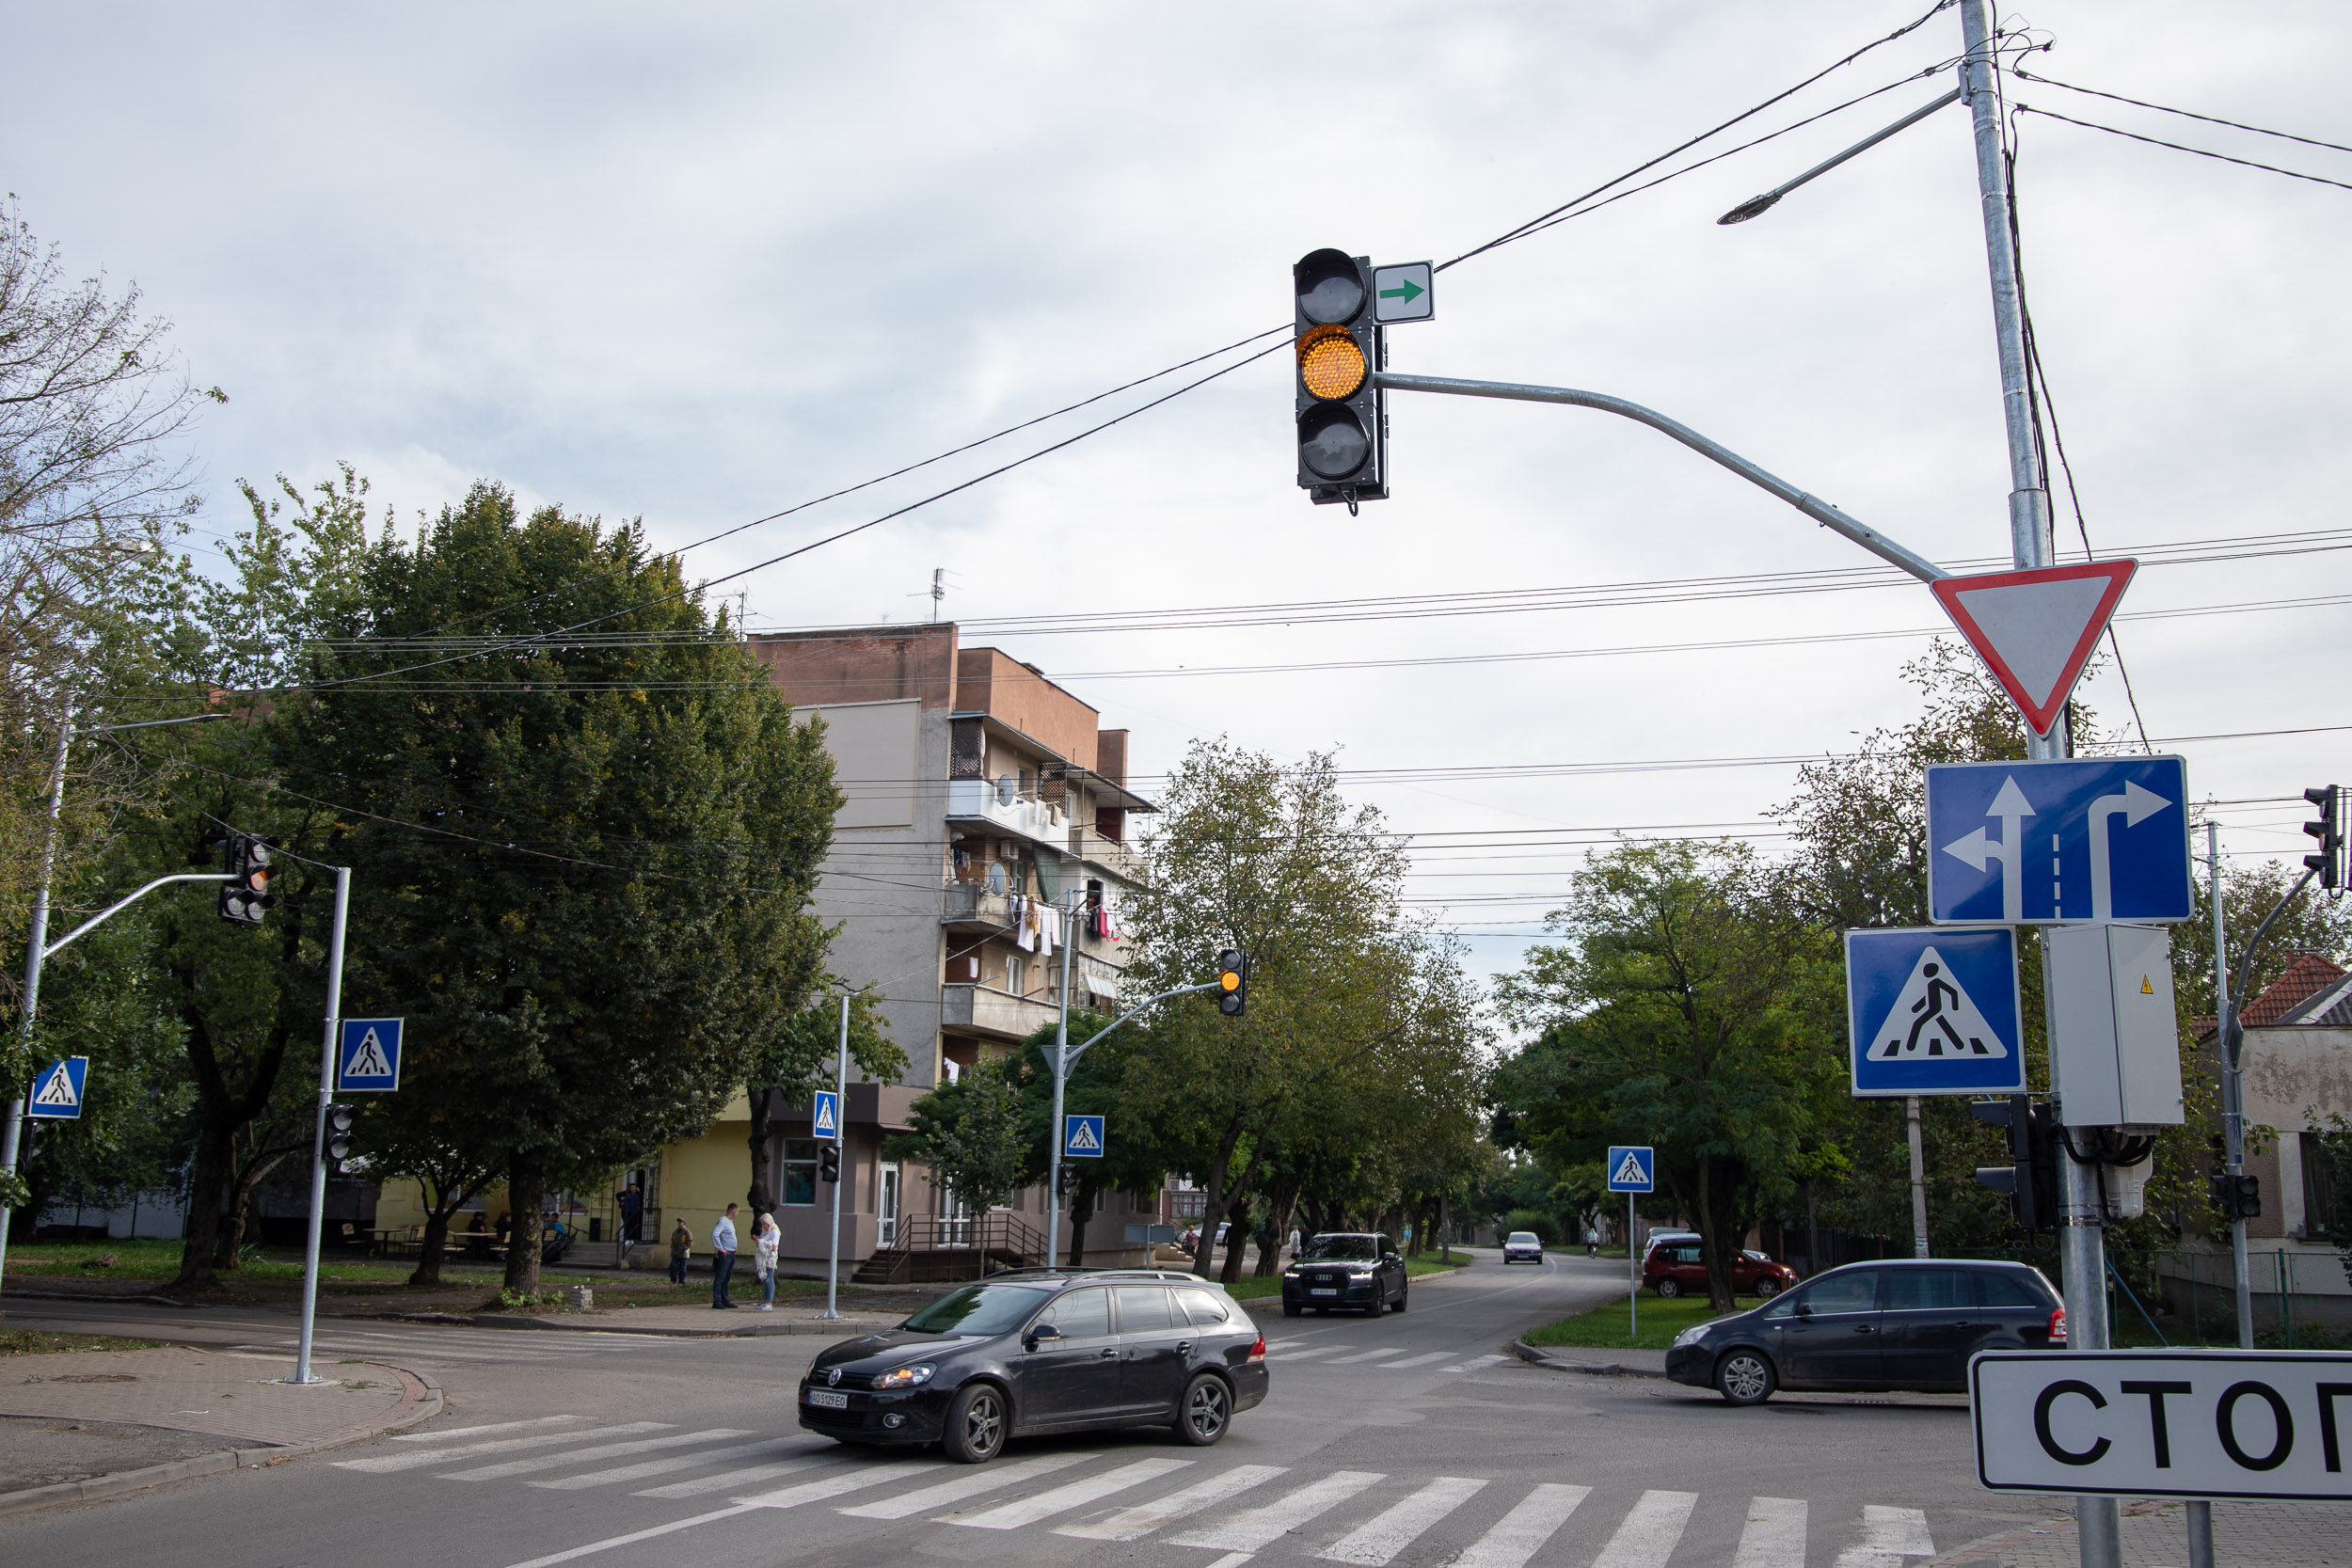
[
  {"xmin": 1297, "ymin": 325, "xmax": 1367, "ymax": 401},
  {"xmin": 1220, "ymin": 972, "xmax": 1241, "ymax": 991}
]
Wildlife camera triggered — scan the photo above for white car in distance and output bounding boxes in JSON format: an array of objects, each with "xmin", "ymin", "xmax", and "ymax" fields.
[{"xmin": 1502, "ymin": 1231, "xmax": 1545, "ymax": 1264}]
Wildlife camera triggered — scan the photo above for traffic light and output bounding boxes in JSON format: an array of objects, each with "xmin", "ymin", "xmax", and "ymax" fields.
[
  {"xmin": 1056, "ymin": 1163, "xmax": 1075, "ymax": 1198},
  {"xmin": 818, "ymin": 1144, "xmax": 841, "ymax": 1184},
  {"xmin": 2210, "ymin": 1170, "xmax": 2261, "ymax": 1222},
  {"xmin": 323, "ymin": 1104, "xmax": 356, "ymax": 1175},
  {"xmin": 1972, "ymin": 1095, "xmax": 2058, "ymax": 1232},
  {"xmin": 2304, "ymin": 784, "xmax": 2344, "ymax": 890},
  {"xmin": 1294, "ymin": 248, "xmax": 1387, "ymax": 512},
  {"xmin": 1216, "ymin": 949, "xmax": 1248, "ymax": 1017},
  {"xmin": 217, "ymin": 834, "xmax": 273, "ymax": 925}
]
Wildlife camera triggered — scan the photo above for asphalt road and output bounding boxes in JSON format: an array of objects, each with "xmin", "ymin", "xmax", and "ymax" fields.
[{"xmin": 3, "ymin": 1253, "xmax": 2070, "ymax": 1567}]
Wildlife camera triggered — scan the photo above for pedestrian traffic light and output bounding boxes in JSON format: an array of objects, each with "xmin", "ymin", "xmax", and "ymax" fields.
[
  {"xmin": 1056, "ymin": 1163, "xmax": 1075, "ymax": 1198},
  {"xmin": 323, "ymin": 1104, "xmax": 356, "ymax": 1175},
  {"xmin": 1294, "ymin": 248, "xmax": 1387, "ymax": 513},
  {"xmin": 217, "ymin": 834, "xmax": 273, "ymax": 925},
  {"xmin": 1216, "ymin": 949, "xmax": 1248, "ymax": 1018},
  {"xmin": 818, "ymin": 1144, "xmax": 840, "ymax": 1183},
  {"xmin": 1972, "ymin": 1095, "xmax": 2058, "ymax": 1232},
  {"xmin": 2304, "ymin": 784, "xmax": 2344, "ymax": 891},
  {"xmin": 2210, "ymin": 1170, "xmax": 2261, "ymax": 1222}
]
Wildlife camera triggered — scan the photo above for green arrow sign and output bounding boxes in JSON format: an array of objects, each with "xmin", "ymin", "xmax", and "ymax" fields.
[
  {"xmin": 1378, "ymin": 278, "xmax": 1423, "ymax": 304},
  {"xmin": 1371, "ymin": 262, "xmax": 1433, "ymax": 324}
]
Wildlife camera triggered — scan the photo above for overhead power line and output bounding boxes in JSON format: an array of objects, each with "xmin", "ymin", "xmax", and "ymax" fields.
[
  {"xmin": 2015, "ymin": 104, "xmax": 2352, "ymax": 194},
  {"xmin": 2013, "ymin": 69, "xmax": 2352, "ymax": 158}
]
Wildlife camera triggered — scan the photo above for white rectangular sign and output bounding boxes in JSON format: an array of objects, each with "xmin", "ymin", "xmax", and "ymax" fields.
[{"xmin": 1973, "ymin": 1349, "xmax": 2352, "ymax": 1501}]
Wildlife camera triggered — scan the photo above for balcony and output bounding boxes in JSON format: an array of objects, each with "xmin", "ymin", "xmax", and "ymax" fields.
[
  {"xmin": 940, "ymin": 884, "xmax": 1016, "ymax": 935},
  {"xmin": 946, "ymin": 778, "xmax": 1067, "ymax": 848},
  {"xmin": 941, "ymin": 984, "xmax": 1059, "ymax": 1041}
]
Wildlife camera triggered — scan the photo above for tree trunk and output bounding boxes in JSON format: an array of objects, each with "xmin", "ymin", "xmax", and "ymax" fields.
[
  {"xmin": 413, "ymin": 1204, "xmax": 454, "ymax": 1288},
  {"xmin": 1693, "ymin": 1153, "xmax": 1738, "ymax": 1313},
  {"xmin": 1438, "ymin": 1194, "xmax": 1451, "ymax": 1264},
  {"xmin": 1216, "ymin": 1190, "xmax": 1251, "ymax": 1285},
  {"xmin": 504, "ymin": 1155, "xmax": 545, "ymax": 1294},
  {"xmin": 747, "ymin": 1089, "xmax": 776, "ymax": 1215},
  {"xmin": 1189, "ymin": 1141, "xmax": 1234, "ymax": 1277},
  {"xmin": 175, "ymin": 1126, "xmax": 232, "ymax": 1289},
  {"xmin": 215, "ymin": 1148, "xmax": 295, "ymax": 1272},
  {"xmin": 1252, "ymin": 1176, "xmax": 1301, "ymax": 1277}
]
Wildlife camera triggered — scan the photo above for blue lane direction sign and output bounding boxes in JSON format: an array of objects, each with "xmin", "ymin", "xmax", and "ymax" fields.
[
  {"xmin": 1605, "ymin": 1146, "xmax": 1655, "ymax": 1193},
  {"xmin": 338, "ymin": 1019, "xmax": 404, "ymax": 1092},
  {"xmin": 27, "ymin": 1056, "xmax": 88, "ymax": 1119},
  {"xmin": 811, "ymin": 1090, "xmax": 841, "ymax": 1139},
  {"xmin": 1847, "ymin": 927, "xmax": 2026, "ymax": 1098},
  {"xmin": 1064, "ymin": 1115, "xmax": 1105, "ymax": 1159},
  {"xmin": 1927, "ymin": 756, "xmax": 2193, "ymax": 926}
]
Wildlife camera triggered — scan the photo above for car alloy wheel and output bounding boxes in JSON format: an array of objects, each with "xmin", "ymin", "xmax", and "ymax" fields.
[
  {"xmin": 1390, "ymin": 1286, "xmax": 1408, "ymax": 1313},
  {"xmin": 1715, "ymin": 1350, "xmax": 1776, "ymax": 1406},
  {"xmin": 1174, "ymin": 1373, "xmax": 1231, "ymax": 1446},
  {"xmin": 1755, "ymin": 1277, "xmax": 1781, "ymax": 1298},
  {"xmin": 943, "ymin": 1383, "xmax": 1007, "ymax": 1463},
  {"xmin": 1655, "ymin": 1277, "xmax": 1682, "ymax": 1298}
]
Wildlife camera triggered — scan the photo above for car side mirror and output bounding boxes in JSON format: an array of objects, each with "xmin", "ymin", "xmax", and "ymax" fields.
[
  {"xmin": 1794, "ymin": 1300, "xmax": 1812, "ymax": 1317},
  {"xmin": 1024, "ymin": 1323, "xmax": 1061, "ymax": 1351}
]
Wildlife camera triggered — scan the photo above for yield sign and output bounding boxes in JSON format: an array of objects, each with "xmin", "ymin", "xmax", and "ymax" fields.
[{"xmin": 1930, "ymin": 560, "xmax": 2136, "ymax": 736}]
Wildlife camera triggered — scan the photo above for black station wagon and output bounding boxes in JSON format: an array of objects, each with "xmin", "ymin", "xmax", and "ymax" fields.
[{"xmin": 799, "ymin": 1269, "xmax": 1268, "ymax": 1463}]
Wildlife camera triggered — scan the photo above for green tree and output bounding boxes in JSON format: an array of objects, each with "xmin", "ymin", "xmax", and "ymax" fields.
[
  {"xmin": 744, "ymin": 986, "xmax": 904, "ymax": 1218},
  {"xmin": 898, "ymin": 1057, "xmax": 1027, "ymax": 1218}
]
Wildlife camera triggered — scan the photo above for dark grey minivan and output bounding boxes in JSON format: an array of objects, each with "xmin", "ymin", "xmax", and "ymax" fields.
[{"xmin": 1664, "ymin": 1258, "xmax": 2066, "ymax": 1404}]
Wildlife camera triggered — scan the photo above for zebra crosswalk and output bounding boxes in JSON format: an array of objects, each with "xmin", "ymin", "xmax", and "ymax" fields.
[
  {"xmin": 1262, "ymin": 1339, "xmax": 1508, "ymax": 1374},
  {"xmin": 348, "ymin": 1411, "xmax": 1945, "ymax": 1567}
]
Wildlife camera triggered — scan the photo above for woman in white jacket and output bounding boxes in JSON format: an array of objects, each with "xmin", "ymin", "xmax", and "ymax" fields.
[{"xmin": 754, "ymin": 1212, "xmax": 782, "ymax": 1310}]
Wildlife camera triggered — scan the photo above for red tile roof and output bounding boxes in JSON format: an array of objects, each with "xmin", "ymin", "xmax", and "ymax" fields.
[{"xmin": 2240, "ymin": 952, "xmax": 2349, "ymax": 1028}]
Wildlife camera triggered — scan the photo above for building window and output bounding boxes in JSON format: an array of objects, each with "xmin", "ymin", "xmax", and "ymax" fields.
[
  {"xmin": 2303, "ymin": 1132, "xmax": 2342, "ymax": 1238},
  {"xmin": 1005, "ymin": 956, "xmax": 1025, "ymax": 995},
  {"xmin": 782, "ymin": 1139, "xmax": 819, "ymax": 1207}
]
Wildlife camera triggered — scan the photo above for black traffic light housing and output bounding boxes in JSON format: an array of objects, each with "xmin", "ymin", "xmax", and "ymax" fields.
[
  {"xmin": 323, "ymin": 1104, "xmax": 356, "ymax": 1175},
  {"xmin": 1972, "ymin": 1095, "xmax": 2058, "ymax": 1233},
  {"xmin": 1216, "ymin": 949, "xmax": 1249, "ymax": 1017},
  {"xmin": 1056, "ymin": 1163, "xmax": 1075, "ymax": 1198},
  {"xmin": 818, "ymin": 1143, "xmax": 841, "ymax": 1184},
  {"xmin": 1294, "ymin": 248, "xmax": 1388, "ymax": 512},
  {"xmin": 2210, "ymin": 1170, "xmax": 2262, "ymax": 1222},
  {"xmin": 217, "ymin": 834, "xmax": 274, "ymax": 925},
  {"xmin": 2304, "ymin": 784, "xmax": 2344, "ymax": 891}
]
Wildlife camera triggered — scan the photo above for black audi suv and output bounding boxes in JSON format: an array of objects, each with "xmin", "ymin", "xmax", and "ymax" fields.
[
  {"xmin": 798, "ymin": 1269, "xmax": 1268, "ymax": 1463},
  {"xmin": 1279, "ymin": 1232, "xmax": 1410, "ymax": 1317}
]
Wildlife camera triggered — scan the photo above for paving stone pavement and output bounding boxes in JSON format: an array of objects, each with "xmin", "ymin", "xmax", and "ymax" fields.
[
  {"xmin": 1927, "ymin": 1497, "xmax": 2352, "ymax": 1566},
  {"xmin": 0, "ymin": 1345, "xmax": 428, "ymax": 1449}
]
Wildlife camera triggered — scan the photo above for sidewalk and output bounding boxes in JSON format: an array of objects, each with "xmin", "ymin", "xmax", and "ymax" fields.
[
  {"xmin": 459, "ymin": 1302, "xmax": 905, "ymax": 1338},
  {"xmin": 1924, "ymin": 1498, "xmax": 2352, "ymax": 1566},
  {"xmin": 0, "ymin": 1345, "xmax": 438, "ymax": 1514}
]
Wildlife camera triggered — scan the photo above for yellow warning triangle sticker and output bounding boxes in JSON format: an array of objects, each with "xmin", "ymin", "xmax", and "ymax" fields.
[{"xmin": 2141, "ymin": 976, "xmax": 2154, "ymax": 994}]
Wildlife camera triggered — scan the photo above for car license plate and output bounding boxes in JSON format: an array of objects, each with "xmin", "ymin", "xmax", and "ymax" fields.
[
  {"xmin": 807, "ymin": 1388, "xmax": 849, "ymax": 1409},
  {"xmin": 1310, "ymin": 1288, "xmax": 1338, "ymax": 1296}
]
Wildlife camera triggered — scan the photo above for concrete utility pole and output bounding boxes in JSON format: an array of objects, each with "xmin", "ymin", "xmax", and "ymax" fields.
[
  {"xmin": 1956, "ymin": 5, "xmax": 2116, "ymax": 1564},
  {"xmin": 2209, "ymin": 823, "xmax": 2250, "ymax": 1350},
  {"xmin": 1905, "ymin": 1097, "xmax": 1931, "ymax": 1258}
]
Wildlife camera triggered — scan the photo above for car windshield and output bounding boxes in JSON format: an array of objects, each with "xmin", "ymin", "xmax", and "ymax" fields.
[
  {"xmin": 898, "ymin": 1283, "xmax": 1053, "ymax": 1336},
  {"xmin": 1506, "ymin": 1233, "xmax": 1538, "ymax": 1244},
  {"xmin": 1299, "ymin": 1235, "xmax": 1381, "ymax": 1261}
]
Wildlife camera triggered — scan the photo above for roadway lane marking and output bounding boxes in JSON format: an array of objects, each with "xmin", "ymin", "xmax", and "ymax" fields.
[
  {"xmin": 1442, "ymin": 1354, "xmax": 1509, "ymax": 1373},
  {"xmin": 1731, "ymin": 1497, "xmax": 1806, "ymax": 1568},
  {"xmin": 1832, "ymin": 1505, "xmax": 1934, "ymax": 1567},
  {"xmin": 736, "ymin": 1462, "xmax": 947, "ymax": 1510},
  {"xmin": 1589, "ymin": 1489, "xmax": 1697, "ymax": 1568},
  {"xmin": 1272, "ymin": 1345, "xmax": 1339, "ymax": 1361},
  {"xmin": 499, "ymin": 1504, "xmax": 761, "ymax": 1568},
  {"xmin": 837, "ymin": 1451, "xmax": 1089, "ymax": 1518},
  {"xmin": 1374, "ymin": 1351, "xmax": 1452, "ymax": 1369},
  {"xmin": 443, "ymin": 1429, "xmax": 755, "ymax": 1481},
  {"xmin": 634, "ymin": 1454, "xmax": 851, "ymax": 1498},
  {"xmin": 1446, "ymin": 1481, "xmax": 1589, "ymax": 1568},
  {"xmin": 1202, "ymin": 1557, "xmax": 1253, "ymax": 1568},
  {"xmin": 390, "ymin": 1416, "xmax": 585, "ymax": 1444},
  {"xmin": 1316, "ymin": 1475, "xmax": 1487, "ymax": 1564},
  {"xmin": 945, "ymin": 1457, "xmax": 1194, "ymax": 1528},
  {"xmin": 337, "ymin": 1422, "xmax": 672, "ymax": 1473},
  {"xmin": 1327, "ymin": 1346, "xmax": 1409, "ymax": 1364},
  {"xmin": 1168, "ymin": 1470, "xmax": 1386, "ymax": 1552},
  {"xmin": 530, "ymin": 1440, "xmax": 814, "ymax": 1491},
  {"xmin": 1056, "ymin": 1463, "xmax": 1289, "ymax": 1540}
]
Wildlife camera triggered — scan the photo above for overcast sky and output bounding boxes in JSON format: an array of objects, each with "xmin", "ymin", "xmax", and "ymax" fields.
[{"xmin": 8, "ymin": 1, "xmax": 2346, "ymax": 987}]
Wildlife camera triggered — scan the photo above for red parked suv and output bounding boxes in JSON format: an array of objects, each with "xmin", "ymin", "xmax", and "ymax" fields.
[{"xmin": 1642, "ymin": 1240, "xmax": 1797, "ymax": 1298}]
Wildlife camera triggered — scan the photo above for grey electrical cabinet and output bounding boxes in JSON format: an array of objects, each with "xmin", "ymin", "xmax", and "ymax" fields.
[{"xmin": 2046, "ymin": 923, "xmax": 2185, "ymax": 1128}]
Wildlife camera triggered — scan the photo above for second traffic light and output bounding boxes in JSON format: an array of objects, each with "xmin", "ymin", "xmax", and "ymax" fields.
[
  {"xmin": 2304, "ymin": 784, "xmax": 2344, "ymax": 891},
  {"xmin": 218, "ymin": 833, "xmax": 273, "ymax": 925},
  {"xmin": 1294, "ymin": 248, "xmax": 1388, "ymax": 512},
  {"xmin": 1972, "ymin": 1095, "xmax": 2058, "ymax": 1232},
  {"xmin": 1216, "ymin": 949, "xmax": 1248, "ymax": 1017},
  {"xmin": 2210, "ymin": 1170, "xmax": 2261, "ymax": 1222},
  {"xmin": 819, "ymin": 1144, "xmax": 841, "ymax": 1184},
  {"xmin": 323, "ymin": 1104, "xmax": 356, "ymax": 1175}
]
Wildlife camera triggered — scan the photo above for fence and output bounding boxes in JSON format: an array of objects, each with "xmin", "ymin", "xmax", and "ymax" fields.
[{"xmin": 2158, "ymin": 1247, "xmax": 2350, "ymax": 1346}]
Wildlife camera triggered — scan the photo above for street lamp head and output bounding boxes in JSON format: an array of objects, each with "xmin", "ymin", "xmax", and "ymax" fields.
[{"xmin": 1716, "ymin": 192, "xmax": 1782, "ymax": 226}]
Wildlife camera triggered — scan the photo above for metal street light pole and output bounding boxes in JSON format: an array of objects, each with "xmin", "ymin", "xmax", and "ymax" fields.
[
  {"xmin": 290, "ymin": 865, "xmax": 350, "ymax": 1385},
  {"xmin": 821, "ymin": 993, "xmax": 850, "ymax": 1320},
  {"xmin": 1042, "ymin": 886, "xmax": 1086, "ymax": 1271},
  {"xmin": 2208, "ymin": 824, "xmax": 2250, "ymax": 1350}
]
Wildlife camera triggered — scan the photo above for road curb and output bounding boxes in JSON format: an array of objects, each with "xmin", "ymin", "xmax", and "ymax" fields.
[
  {"xmin": 0, "ymin": 1359, "xmax": 441, "ymax": 1519},
  {"xmin": 366, "ymin": 1309, "xmax": 895, "ymax": 1338},
  {"xmin": 1510, "ymin": 1338, "xmax": 1665, "ymax": 1379}
]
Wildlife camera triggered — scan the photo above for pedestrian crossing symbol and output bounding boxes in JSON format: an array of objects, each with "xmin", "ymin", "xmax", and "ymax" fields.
[
  {"xmin": 811, "ymin": 1090, "xmax": 839, "ymax": 1138},
  {"xmin": 27, "ymin": 1055, "xmax": 87, "ymax": 1119},
  {"xmin": 1605, "ymin": 1145, "xmax": 1654, "ymax": 1192},
  {"xmin": 1846, "ymin": 927, "xmax": 2024, "ymax": 1098},
  {"xmin": 338, "ymin": 1018, "xmax": 403, "ymax": 1092},
  {"xmin": 1064, "ymin": 1114, "xmax": 1104, "ymax": 1158}
]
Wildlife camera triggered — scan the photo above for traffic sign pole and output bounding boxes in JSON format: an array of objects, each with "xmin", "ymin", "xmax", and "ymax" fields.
[
  {"xmin": 822, "ymin": 996, "xmax": 848, "ymax": 1320},
  {"xmin": 1628, "ymin": 1192, "xmax": 1637, "ymax": 1344},
  {"xmin": 292, "ymin": 864, "xmax": 351, "ymax": 1386}
]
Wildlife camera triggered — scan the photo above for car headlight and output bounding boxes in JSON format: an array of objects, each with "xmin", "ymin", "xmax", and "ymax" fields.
[
  {"xmin": 1673, "ymin": 1326, "xmax": 1707, "ymax": 1349},
  {"xmin": 1348, "ymin": 1270, "xmax": 1375, "ymax": 1280},
  {"xmin": 1283, "ymin": 1268, "xmax": 1301, "ymax": 1277},
  {"xmin": 869, "ymin": 1363, "xmax": 935, "ymax": 1389}
]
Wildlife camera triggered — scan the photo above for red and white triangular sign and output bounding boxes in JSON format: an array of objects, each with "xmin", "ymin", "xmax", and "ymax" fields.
[{"xmin": 1930, "ymin": 560, "xmax": 2137, "ymax": 736}]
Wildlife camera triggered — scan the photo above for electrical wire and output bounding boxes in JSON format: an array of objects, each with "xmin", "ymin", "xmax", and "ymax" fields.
[
  {"xmin": 2012, "ymin": 69, "xmax": 2352, "ymax": 158},
  {"xmin": 2014, "ymin": 104, "xmax": 2352, "ymax": 194}
]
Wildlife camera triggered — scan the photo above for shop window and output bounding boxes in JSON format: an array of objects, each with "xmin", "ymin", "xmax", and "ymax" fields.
[{"xmin": 782, "ymin": 1139, "xmax": 819, "ymax": 1206}]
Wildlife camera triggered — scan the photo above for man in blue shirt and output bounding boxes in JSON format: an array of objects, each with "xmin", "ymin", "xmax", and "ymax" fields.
[{"xmin": 710, "ymin": 1203, "xmax": 740, "ymax": 1309}]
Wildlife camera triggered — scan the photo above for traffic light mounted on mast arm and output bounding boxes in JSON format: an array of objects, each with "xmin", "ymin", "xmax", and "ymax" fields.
[
  {"xmin": 1216, "ymin": 949, "xmax": 1248, "ymax": 1018},
  {"xmin": 217, "ymin": 833, "xmax": 273, "ymax": 925},
  {"xmin": 2305, "ymin": 784, "xmax": 2344, "ymax": 891},
  {"xmin": 1294, "ymin": 248, "xmax": 1387, "ymax": 513}
]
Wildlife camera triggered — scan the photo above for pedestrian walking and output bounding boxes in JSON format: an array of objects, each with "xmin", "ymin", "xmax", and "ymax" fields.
[
  {"xmin": 1585, "ymin": 1226, "xmax": 1599, "ymax": 1258},
  {"xmin": 754, "ymin": 1212, "xmax": 781, "ymax": 1310},
  {"xmin": 710, "ymin": 1202, "xmax": 740, "ymax": 1308},
  {"xmin": 668, "ymin": 1217, "xmax": 691, "ymax": 1285}
]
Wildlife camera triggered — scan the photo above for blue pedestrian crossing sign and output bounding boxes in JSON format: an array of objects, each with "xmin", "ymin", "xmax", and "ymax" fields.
[
  {"xmin": 1926, "ymin": 756, "xmax": 2193, "ymax": 926},
  {"xmin": 811, "ymin": 1090, "xmax": 841, "ymax": 1139},
  {"xmin": 1846, "ymin": 927, "xmax": 2026, "ymax": 1098},
  {"xmin": 338, "ymin": 1019, "xmax": 403, "ymax": 1092},
  {"xmin": 1605, "ymin": 1147, "xmax": 1654, "ymax": 1193},
  {"xmin": 26, "ymin": 1056, "xmax": 88, "ymax": 1119},
  {"xmin": 1064, "ymin": 1115, "xmax": 1105, "ymax": 1159}
]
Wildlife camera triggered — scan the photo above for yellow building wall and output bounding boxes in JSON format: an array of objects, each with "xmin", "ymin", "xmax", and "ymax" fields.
[{"xmin": 656, "ymin": 1116, "xmax": 754, "ymax": 1252}]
